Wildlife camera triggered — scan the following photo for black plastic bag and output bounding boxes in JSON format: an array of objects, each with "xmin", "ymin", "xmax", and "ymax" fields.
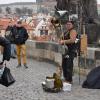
[
  {"xmin": 82, "ymin": 66, "xmax": 100, "ymax": 89},
  {"xmin": 0, "ymin": 67, "xmax": 15, "ymax": 87}
]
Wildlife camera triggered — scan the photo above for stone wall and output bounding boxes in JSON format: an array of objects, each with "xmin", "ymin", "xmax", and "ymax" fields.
[
  {"xmin": 26, "ymin": 40, "xmax": 100, "ymax": 68},
  {"xmin": 26, "ymin": 40, "xmax": 63, "ymax": 66},
  {"xmin": 0, "ymin": 40, "xmax": 99, "ymax": 68}
]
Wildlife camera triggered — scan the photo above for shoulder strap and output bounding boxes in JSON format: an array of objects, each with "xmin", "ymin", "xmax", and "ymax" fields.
[{"xmin": 64, "ymin": 28, "xmax": 74, "ymax": 36}]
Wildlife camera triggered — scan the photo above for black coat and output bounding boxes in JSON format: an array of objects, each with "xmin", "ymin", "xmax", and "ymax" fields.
[
  {"xmin": 13, "ymin": 26, "xmax": 28, "ymax": 45},
  {"xmin": 5, "ymin": 26, "xmax": 15, "ymax": 44},
  {"xmin": 0, "ymin": 37, "xmax": 11, "ymax": 61}
]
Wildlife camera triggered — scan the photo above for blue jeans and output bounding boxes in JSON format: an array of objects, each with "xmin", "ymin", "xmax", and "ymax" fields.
[{"xmin": 11, "ymin": 44, "xmax": 16, "ymax": 57}]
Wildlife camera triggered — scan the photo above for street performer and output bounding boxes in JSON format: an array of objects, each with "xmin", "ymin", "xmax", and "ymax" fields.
[{"xmin": 59, "ymin": 21, "xmax": 77, "ymax": 91}]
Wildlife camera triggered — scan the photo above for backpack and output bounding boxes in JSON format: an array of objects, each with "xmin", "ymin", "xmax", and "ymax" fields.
[
  {"xmin": 74, "ymin": 35, "xmax": 80, "ymax": 56},
  {"xmin": 5, "ymin": 30, "xmax": 14, "ymax": 43}
]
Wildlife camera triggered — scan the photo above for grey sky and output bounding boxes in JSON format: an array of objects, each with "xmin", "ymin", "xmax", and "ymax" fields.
[
  {"xmin": 97, "ymin": 0, "xmax": 100, "ymax": 4},
  {"xmin": 0, "ymin": 0, "xmax": 99, "ymax": 4},
  {"xmin": 0, "ymin": 0, "xmax": 36, "ymax": 4}
]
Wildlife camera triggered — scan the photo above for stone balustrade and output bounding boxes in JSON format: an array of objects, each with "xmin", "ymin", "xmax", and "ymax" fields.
[
  {"xmin": 26, "ymin": 40, "xmax": 100, "ymax": 68},
  {"xmin": 0, "ymin": 40, "xmax": 99, "ymax": 68},
  {"xmin": 26, "ymin": 40, "xmax": 63, "ymax": 66}
]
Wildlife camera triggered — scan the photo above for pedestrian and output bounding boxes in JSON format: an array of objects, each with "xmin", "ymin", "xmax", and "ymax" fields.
[
  {"xmin": 59, "ymin": 21, "xmax": 77, "ymax": 91},
  {"xmin": 5, "ymin": 21, "xmax": 16, "ymax": 59},
  {"xmin": 13, "ymin": 21, "xmax": 28, "ymax": 68}
]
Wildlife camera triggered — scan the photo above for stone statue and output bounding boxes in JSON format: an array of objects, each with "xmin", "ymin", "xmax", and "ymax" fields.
[
  {"xmin": 55, "ymin": 0, "xmax": 99, "ymax": 44},
  {"xmin": 55, "ymin": 0, "xmax": 71, "ymax": 11},
  {"xmin": 56, "ymin": 0, "xmax": 98, "ymax": 18}
]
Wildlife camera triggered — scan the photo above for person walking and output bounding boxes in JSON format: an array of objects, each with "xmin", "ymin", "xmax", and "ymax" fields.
[
  {"xmin": 13, "ymin": 21, "xmax": 28, "ymax": 68},
  {"xmin": 5, "ymin": 21, "xmax": 16, "ymax": 59}
]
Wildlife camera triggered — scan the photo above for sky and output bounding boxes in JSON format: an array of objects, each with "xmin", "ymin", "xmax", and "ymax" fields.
[
  {"xmin": 0, "ymin": 0, "xmax": 36, "ymax": 4},
  {"xmin": 0, "ymin": 0, "xmax": 100, "ymax": 4},
  {"xmin": 97, "ymin": 0, "xmax": 100, "ymax": 4}
]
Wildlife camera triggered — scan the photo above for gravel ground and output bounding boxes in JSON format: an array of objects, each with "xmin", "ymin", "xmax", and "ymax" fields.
[{"xmin": 0, "ymin": 58, "xmax": 100, "ymax": 100}]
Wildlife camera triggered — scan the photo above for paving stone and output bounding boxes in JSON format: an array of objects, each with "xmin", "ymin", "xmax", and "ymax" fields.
[{"xmin": 0, "ymin": 57, "xmax": 100, "ymax": 100}]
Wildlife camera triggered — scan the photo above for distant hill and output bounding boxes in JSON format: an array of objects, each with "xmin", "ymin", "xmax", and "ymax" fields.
[
  {"xmin": 0, "ymin": 2, "xmax": 37, "ymax": 15},
  {"xmin": 0, "ymin": 1, "xmax": 56, "ymax": 16},
  {"xmin": 36, "ymin": 0, "xmax": 55, "ymax": 3},
  {"xmin": 0, "ymin": 2, "xmax": 35, "ymax": 7}
]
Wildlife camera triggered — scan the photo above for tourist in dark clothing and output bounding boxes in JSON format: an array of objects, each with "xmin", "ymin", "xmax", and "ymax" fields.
[
  {"xmin": 59, "ymin": 21, "xmax": 77, "ymax": 91},
  {"xmin": 13, "ymin": 21, "xmax": 28, "ymax": 68},
  {"xmin": 5, "ymin": 21, "xmax": 16, "ymax": 58}
]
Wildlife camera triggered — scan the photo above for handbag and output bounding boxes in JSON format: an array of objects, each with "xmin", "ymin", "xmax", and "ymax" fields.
[{"xmin": 0, "ymin": 67, "xmax": 15, "ymax": 87}]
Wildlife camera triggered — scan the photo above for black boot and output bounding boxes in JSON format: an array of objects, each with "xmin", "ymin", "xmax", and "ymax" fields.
[
  {"xmin": 24, "ymin": 64, "xmax": 28, "ymax": 68},
  {"xmin": 16, "ymin": 63, "xmax": 21, "ymax": 68}
]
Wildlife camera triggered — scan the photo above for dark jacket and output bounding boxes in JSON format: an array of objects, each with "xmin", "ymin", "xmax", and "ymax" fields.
[
  {"xmin": 13, "ymin": 26, "xmax": 28, "ymax": 45},
  {"xmin": 5, "ymin": 26, "xmax": 15, "ymax": 44},
  {"xmin": 0, "ymin": 37, "xmax": 11, "ymax": 61}
]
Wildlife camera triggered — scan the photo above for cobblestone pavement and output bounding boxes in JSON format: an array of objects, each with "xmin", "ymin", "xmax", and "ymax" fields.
[{"xmin": 0, "ymin": 58, "xmax": 100, "ymax": 100}]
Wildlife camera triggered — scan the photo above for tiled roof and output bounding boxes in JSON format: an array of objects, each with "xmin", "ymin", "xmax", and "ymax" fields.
[
  {"xmin": 23, "ymin": 22, "xmax": 33, "ymax": 30},
  {"xmin": 0, "ymin": 18, "xmax": 34, "ymax": 30},
  {"xmin": 0, "ymin": 20, "xmax": 9, "ymax": 30}
]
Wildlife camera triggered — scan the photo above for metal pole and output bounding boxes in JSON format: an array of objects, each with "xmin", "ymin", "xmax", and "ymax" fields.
[{"xmin": 78, "ymin": 0, "xmax": 83, "ymax": 85}]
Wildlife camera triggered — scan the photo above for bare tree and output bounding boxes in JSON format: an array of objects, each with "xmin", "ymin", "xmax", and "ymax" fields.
[
  {"xmin": 5, "ymin": 6, "xmax": 11, "ymax": 14},
  {"xmin": 15, "ymin": 8, "xmax": 22, "ymax": 15},
  {"xmin": 27, "ymin": 9, "xmax": 33, "ymax": 15},
  {"xmin": 22, "ymin": 7, "xmax": 28, "ymax": 15},
  {"xmin": 0, "ymin": 7, "xmax": 2, "ymax": 13},
  {"xmin": 55, "ymin": 0, "xmax": 98, "ymax": 43},
  {"xmin": 55, "ymin": 0, "xmax": 71, "ymax": 10}
]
